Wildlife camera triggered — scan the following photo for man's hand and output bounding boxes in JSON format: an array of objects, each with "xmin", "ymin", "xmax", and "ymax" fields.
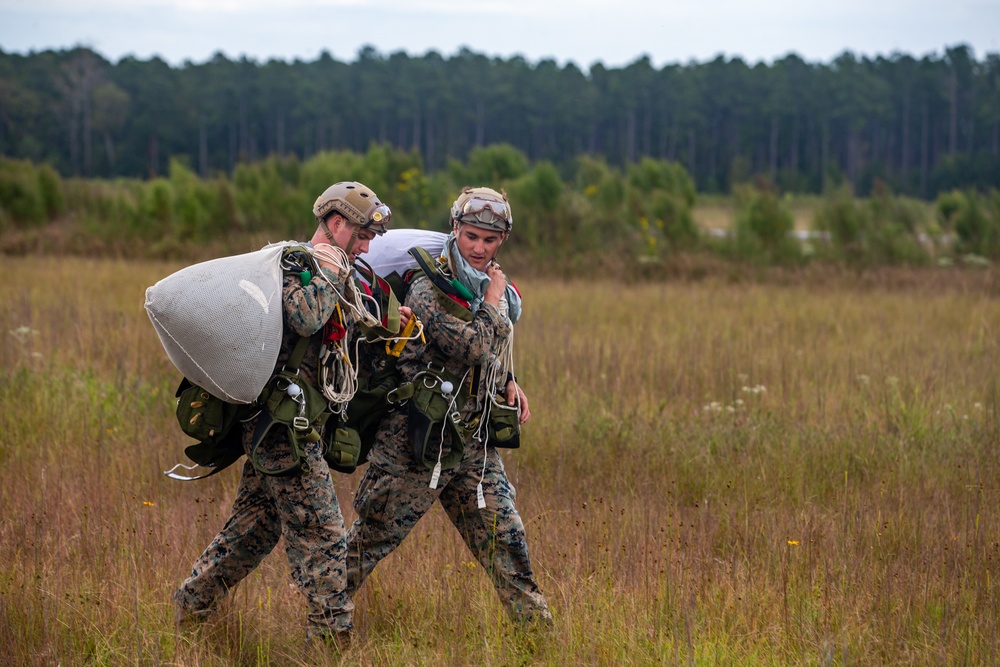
[
  {"xmin": 505, "ymin": 380, "xmax": 531, "ymax": 424},
  {"xmin": 398, "ymin": 306, "xmax": 413, "ymax": 331},
  {"xmin": 312, "ymin": 243, "xmax": 349, "ymax": 279},
  {"xmin": 484, "ymin": 262, "xmax": 506, "ymax": 306}
]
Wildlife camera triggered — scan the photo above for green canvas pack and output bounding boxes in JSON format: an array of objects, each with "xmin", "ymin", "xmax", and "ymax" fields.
[
  {"xmin": 400, "ymin": 365, "xmax": 472, "ymax": 471},
  {"xmin": 486, "ymin": 393, "xmax": 521, "ymax": 449},
  {"xmin": 172, "ymin": 378, "xmax": 247, "ymax": 479}
]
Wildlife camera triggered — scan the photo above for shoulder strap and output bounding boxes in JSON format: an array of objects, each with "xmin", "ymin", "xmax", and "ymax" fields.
[
  {"xmin": 408, "ymin": 247, "xmax": 464, "ymax": 299},
  {"xmin": 285, "ymin": 331, "xmax": 313, "ymax": 373},
  {"xmin": 407, "ymin": 247, "xmax": 475, "ymax": 322}
]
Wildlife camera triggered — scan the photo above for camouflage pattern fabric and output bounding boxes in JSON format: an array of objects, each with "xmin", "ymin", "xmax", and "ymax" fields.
[
  {"xmin": 346, "ymin": 275, "xmax": 552, "ymax": 625},
  {"xmin": 174, "ymin": 265, "xmax": 360, "ymax": 638}
]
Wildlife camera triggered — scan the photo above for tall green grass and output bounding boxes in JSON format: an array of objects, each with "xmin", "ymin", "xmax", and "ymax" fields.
[
  {"xmin": 1, "ymin": 258, "xmax": 999, "ymax": 664},
  {"xmin": 8, "ymin": 149, "xmax": 1000, "ymax": 270}
]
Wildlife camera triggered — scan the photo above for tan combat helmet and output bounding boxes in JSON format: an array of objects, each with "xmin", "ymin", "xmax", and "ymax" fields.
[
  {"xmin": 313, "ymin": 181, "xmax": 391, "ymax": 236},
  {"xmin": 450, "ymin": 187, "xmax": 513, "ymax": 234}
]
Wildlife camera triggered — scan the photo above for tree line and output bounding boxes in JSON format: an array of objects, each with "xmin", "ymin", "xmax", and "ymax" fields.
[{"xmin": 1, "ymin": 44, "xmax": 998, "ymax": 198}]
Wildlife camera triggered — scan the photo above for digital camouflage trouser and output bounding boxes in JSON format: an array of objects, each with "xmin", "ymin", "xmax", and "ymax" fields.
[
  {"xmin": 173, "ymin": 422, "xmax": 353, "ymax": 637},
  {"xmin": 346, "ymin": 416, "xmax": 551, "ymax": 625}
]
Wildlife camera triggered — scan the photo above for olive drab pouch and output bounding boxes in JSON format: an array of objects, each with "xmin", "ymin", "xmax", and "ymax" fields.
[
  {"xmin": 487, "ymin": 393, "xmax": 521, "ymax": 449},
  {"xmin": 250, "ymin": 369, "xmax": 331, "ymax": 476},
  {"xmin": 175, "ymin": 378, "xmax": 246, "ymax": 447},
  {"xmin": 401, "ymin": 365, "xmax": 470, "ymax": 470},
  {"xmin": 171, "ymin": 378, "xmax": 247, "ymax": 479},
  {"xmin": 323, "ymin": 424, "xmax": 362, "ymax": 473}
]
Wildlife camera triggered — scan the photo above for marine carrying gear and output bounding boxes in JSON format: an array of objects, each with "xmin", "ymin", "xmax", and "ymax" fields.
[{"xmin": 158, "ymin": 244, "xmax": 373, "ymax": 480}]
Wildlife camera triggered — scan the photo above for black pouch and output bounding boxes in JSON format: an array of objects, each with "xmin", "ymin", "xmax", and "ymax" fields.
[{"xmin": 341, "ymin": 364, "xmax": 401, "ymax": 467}]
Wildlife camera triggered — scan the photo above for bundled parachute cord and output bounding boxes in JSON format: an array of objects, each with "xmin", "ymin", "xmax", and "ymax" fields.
[
  {"xmin": 311, "ymin": 245, "xmax": 383, "ymax": 326},
  {"xmin": 319, "ymin": 335, "xmax": 357, "ymax": 406},
  {"xmin": 471, "ymin": 327, "xmax": 517, "ymax": 508},
  {"xmin": 311, "ymin": 244, "xmax": 423, "ymax": 404},
  {"xmin": 429, "ymin": 366, "xmax": 472, "ymax": 490}
]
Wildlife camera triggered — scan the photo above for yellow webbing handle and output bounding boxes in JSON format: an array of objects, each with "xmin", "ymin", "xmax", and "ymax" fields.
[{"xmin": 386, "ymin": 314, "xmax": 422, "ymax": 358}]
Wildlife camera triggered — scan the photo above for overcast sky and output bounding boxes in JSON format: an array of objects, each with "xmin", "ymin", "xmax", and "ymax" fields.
[{"xmin": 1, "ymin": 0, "xmax": 997, "ymax": 69}]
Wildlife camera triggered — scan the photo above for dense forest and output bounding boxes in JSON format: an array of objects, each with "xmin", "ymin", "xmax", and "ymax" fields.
[{"xmin": 1, "ymin": 44, "xmax": 998, "ymax": 197}]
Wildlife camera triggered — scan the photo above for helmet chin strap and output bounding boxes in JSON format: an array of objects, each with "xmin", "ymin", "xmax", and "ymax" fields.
[
  {"xmin": 322, "ymin": 215, "xmax": 360, "ymax": 261},
  {"xmin": 344, "ymin": 225, "xmax": 360, "ymax": 257},
  {"xmin": 321, "ymin": 218, "xmax": 337, "ymax": 245}
]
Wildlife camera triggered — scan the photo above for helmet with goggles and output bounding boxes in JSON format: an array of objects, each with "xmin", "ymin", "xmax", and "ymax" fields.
[
  {"xmin": 450, "ymin": 187, "xmax": 512, "ymax": 234},
  {"xmin": 313, "ymin": 181, "xmax": 391, "ymax": 235}
]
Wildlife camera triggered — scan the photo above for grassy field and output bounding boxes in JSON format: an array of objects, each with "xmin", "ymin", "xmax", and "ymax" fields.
[{"xmin": 2, "ymin": 256, "xmax": 1000, "ymax": 665}]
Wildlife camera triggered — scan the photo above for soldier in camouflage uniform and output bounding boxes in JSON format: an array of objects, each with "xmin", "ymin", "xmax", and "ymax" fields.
[
  {"xmin": 173, "ymin": 182, "xmax": 409, "ymax": 647},
  {"xmin": 345, "ymin": 187, "xmax": 552, "ymax": 626}
]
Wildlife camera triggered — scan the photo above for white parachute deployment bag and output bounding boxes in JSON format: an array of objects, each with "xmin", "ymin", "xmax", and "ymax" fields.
[
  {"xmin": 145, "ymin": 243, "xmax": 297, "ymax": 404},
  {"xmin": 358, "ymin": 228, "xmax": 447, "ymax": 281}
]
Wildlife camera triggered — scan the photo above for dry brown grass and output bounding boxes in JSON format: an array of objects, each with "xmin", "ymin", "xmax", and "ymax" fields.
[{"xmin": 2, "ymin": 256, "xmax": 999, "ymax": 665}]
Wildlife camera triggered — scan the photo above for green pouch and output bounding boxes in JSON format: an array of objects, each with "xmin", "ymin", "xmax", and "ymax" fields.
[
  {"xmin": 340, "ymin": 364, "xmax": 401, "ymax": 470},
  {"xmin": 175, "ymin": 379, "xmax": 245, "ymax": 446},
  {"xmin": 408, "ymin": 368, "xmax": 468, "ymax": 470},
  {"xmin": 323, "ymin": 425, "xmax": 362, "ymax": 473},
  {"xmin": 260, "ymin": 372, "xmax": 328, "ymax": 426},
  {"xmin": 250, "ymin": 372, "xmax": 330, "ymax": 476},
  {"xmin": 487, "ymin": 394, "xmax": 521, "ymax": 449}
]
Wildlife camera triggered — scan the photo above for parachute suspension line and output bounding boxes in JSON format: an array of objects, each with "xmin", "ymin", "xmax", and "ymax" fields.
[
  {"xmin": 310, "ymin": 245, "xmax": 379, "ymax": 405},
  {"xmin": 472, "ymin": 323, "xmax": 517, "ymax": 500},
  {"xmin": 312, "ymin": 244, "xmax": 419, "ymax": 345},
  {"xmin": 319, "ymin": 329, "xmax": 359, "ymax": 405},
  {"xmin": 309, "ymin": 245, "xmax": 364, "ymax": 404},
  {"xmin": 429, "ymin": 366, "xmax": 472, "ymax": 490},
  {"xmin": 311, "ymin": 245, "xmax": 383, "ymax": 330}
]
